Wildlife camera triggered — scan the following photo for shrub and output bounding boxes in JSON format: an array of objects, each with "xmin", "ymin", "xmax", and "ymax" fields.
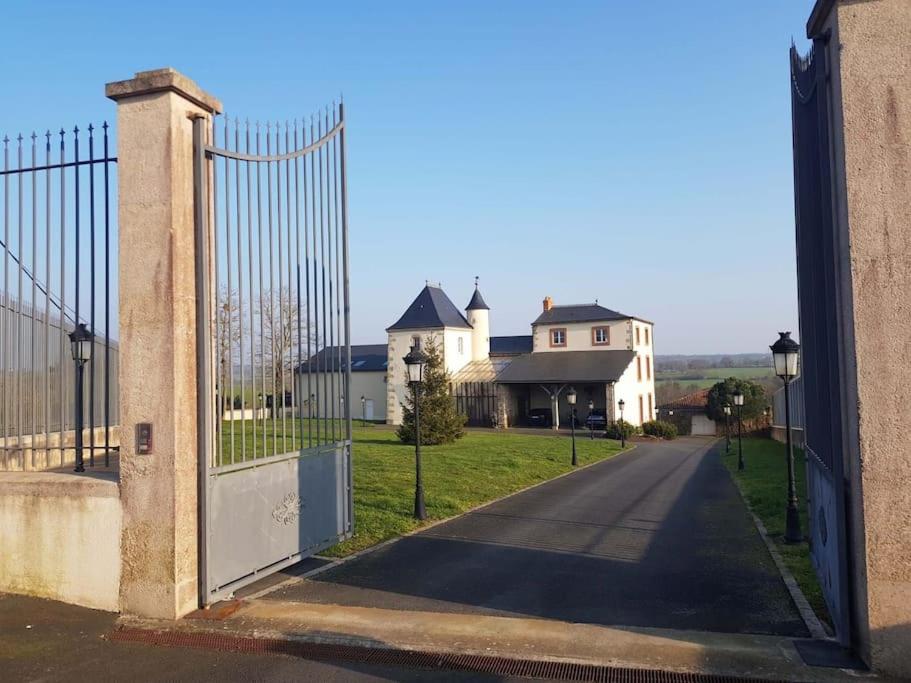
[
  {"xmin": 706, "ymin": 378, "xmax": 767, "ymax": 422},
  {"xmin": 604, "ymin": 419, "xmax": 638, "ymax": 441},
  {"xmin": 642, "ymin": 420, "xmax": 678, "ymax": 440}
]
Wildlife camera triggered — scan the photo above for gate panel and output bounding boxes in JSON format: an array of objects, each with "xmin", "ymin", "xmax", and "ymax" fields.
[
  {"xmin": 208, "ymin": 445, "xmax": 347, "ymax": 590},
  {"xmin": 790, "ymin": 40, "xmax": 851, "ymax": 645},
  {"xmin": 195, "ymin": 106, "xmax": 352, "ymax": 603}
]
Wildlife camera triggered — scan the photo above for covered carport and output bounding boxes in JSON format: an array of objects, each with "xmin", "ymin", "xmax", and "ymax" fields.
[{"xmin": 494, "ymin": 350, "xmax": 634, "ymax": 429}]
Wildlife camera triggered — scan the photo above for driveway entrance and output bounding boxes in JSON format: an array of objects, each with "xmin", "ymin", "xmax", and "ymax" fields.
[{"xmin": 260, "ymin": 437, "xmax": 807, "ymax": 636}]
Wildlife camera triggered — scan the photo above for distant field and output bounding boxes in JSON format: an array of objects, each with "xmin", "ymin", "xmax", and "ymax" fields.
[{"xmin": 655, "ymin": 366, "xmax": 774, "ymax": 386}]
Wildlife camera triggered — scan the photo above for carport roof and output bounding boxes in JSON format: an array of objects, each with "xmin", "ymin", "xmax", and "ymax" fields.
[{"xmin": 494, "ymin": 350, "xmax": 636, "ymax": 384}]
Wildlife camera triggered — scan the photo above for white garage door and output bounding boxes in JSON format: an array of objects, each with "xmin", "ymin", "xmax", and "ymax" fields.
[{"xmin": 691, "ymin": 414, "xmax": 716, "ymax": 436}]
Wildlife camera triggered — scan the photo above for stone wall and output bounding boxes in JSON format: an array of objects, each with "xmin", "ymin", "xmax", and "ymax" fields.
[{"xmin": 0, "ymin": 472, "xmax": 121, "ymax": 611}]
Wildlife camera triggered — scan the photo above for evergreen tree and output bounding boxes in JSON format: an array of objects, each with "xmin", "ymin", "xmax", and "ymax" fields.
[{"xmin": 397, "ymin": 336, "xmax": 467, "ymax": 445}]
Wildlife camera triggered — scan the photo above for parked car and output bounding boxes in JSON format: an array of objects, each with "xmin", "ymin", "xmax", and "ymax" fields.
[
  {"xmin": 585, "ymin": 409, "xmax": 607, "ymax": 430},
  {"xmin": 526, "ymin": 408, "xmax": 552, "ymax": 428}
]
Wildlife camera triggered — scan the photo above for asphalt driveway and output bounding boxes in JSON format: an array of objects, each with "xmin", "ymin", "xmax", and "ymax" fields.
[{"xmin": 267, "ymin": 437, "xmax": 807, "ymax": 637}]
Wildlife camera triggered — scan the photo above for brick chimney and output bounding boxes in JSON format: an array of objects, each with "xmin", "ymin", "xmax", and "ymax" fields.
[{"xmin": 543, "ymin": 296, "xmax": 553, "ymax": 311}]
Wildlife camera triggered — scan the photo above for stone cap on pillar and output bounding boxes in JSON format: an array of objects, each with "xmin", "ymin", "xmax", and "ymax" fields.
[{"xmin": 105, "ymin": 67, "xmax": 223, "ymax": 114}]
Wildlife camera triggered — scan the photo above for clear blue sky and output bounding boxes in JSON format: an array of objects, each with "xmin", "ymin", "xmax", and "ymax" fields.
[{"xmin": 2, "ymin": 1, "xmax": 815, "ymax": 355}]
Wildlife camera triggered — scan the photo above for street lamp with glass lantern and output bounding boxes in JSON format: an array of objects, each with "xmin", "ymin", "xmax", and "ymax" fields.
[
  {"xmin": 733, "ymin": 390, "xmax": 745, "ymax": 471},
  {"xmin": 404, "ymin": 346, "xmax": 428, "ymax": 520},
  {"xmin": 69, "ymin": 323, "xmax": 93, "ymax": 473},
  {"xmin": 771, "ymin": 331, "xmax": 802, "ymax": 544},
  {"xmin": 617, "ymin": 398, "xmax": 626, "ymax": 448},
  {"xmin": 723, "ymin": 404, "xmax": 732, "ymax": 452},
  {"xmin": 567, "ymin": 388, "xmax": 578, "ymax": 466},
  {"xmin": 588, "ymin": 399, "xmax": 595, "ymax": 440}
]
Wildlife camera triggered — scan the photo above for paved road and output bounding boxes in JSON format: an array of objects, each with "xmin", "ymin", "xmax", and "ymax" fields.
[
  {"xmin": 269, "ymin": 437, "xmax": 808, "ymax": 637},
  {"xmin": 0, "ymin": 593, "xmax": 507, "ymax": 682}
]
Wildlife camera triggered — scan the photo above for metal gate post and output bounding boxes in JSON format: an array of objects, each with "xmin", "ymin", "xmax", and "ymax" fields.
[{"xmin": 192, "ymin": 115, "xmax": 215, "ymax": 606}]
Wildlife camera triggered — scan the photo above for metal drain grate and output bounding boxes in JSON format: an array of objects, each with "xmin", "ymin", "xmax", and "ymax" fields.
[{"xmin": 111, "ymin": 627, "xmax": 784, "ymax": 683}]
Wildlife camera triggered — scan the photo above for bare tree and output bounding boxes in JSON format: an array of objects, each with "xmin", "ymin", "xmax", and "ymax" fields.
[
  {"xmin": 216, "ymin": 288, "xmax": 241, "ymax": 416},
  {"xmin": 257, "ymin": 287, "xmax": 313, "ymax": 407}
]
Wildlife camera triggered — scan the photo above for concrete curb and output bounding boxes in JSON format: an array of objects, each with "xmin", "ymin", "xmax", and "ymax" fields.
[
  {"xmin": 116, "ymin": 600, "xmax": 870, "ymax": 682},
  {"xmin": 716, "ymin": 443, "xmax": 830, "ymax": 641},
  {"xmin": 241, "ymin": 442, "xmax": 639, "ymax": 602}
]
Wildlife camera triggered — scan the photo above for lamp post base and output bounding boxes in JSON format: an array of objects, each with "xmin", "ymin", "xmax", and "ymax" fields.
[
  {"xmin": 414, "ymin": 487, "xmax": 426, "ymax": 521},
  {"xmin": 785, "ymin": 503, "xmax": 802, "ymax": 544}
]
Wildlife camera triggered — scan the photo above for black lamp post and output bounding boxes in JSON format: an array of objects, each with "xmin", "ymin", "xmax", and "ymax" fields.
[
  {"xmin": 69, "ymin": 323, "xmax": 93, "ymax": 473},
  {"xmin": 733, "ymin": 390, "xmax": 745, "ymax": 471},
  {"xmin": 771, "ymin": 331, "xmax": 802, "ymax": 544},
  {"xmin": 618, "ymin": 398, "xmax": 626, "ymax": 448},
  {"xmin": 723, "ymin": 404, "xmax": 732, "ymax": 452},
  {"xmin": 360, "ymin": 395, "xmax": 366, "ymax": 427},
  {"xmin": 404, "ymin": 346, "xmax": 427, "ymax": 520},
  {"xmin": 588, "ymin": 399, "xmax": 594, "ymax": 440},
  {"xmin": 567, "ymin": 388, "xmax": 578, "ymax": 466}
]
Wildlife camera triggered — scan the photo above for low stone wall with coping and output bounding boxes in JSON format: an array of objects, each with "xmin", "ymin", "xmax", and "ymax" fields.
[
  {"xmin": 0, "ymin": 471, "xmax": 121, "ymax": 611},
  {"xmin": 0, "ymin": 426, "xmax": 120, "ymax": 472}
]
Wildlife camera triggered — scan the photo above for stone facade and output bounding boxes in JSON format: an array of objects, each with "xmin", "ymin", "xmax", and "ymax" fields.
[{"xmin": 806, "ymin": 1, "xmax": 911, "ymax": 676}]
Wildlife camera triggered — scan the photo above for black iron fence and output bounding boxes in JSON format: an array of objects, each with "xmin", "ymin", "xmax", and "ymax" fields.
[{"xmin": 0, "ymin": 124, "xmax": 119, "ymax": 471}]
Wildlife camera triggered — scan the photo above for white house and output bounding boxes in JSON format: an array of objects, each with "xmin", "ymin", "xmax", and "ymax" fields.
[
  {"xmin": 386, "ymin": 283, "xmax": 656, "ymax": 429},
  {"xmin": 297, "ymin": 281, "xmax": 657, "ymax": 429},
  {"xmin": 296, "ymin": 344, "xmax": 388, "ymax": 423}
]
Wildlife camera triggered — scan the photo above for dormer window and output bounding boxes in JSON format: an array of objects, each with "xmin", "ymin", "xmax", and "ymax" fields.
[
  {"xmin": 550, "ymin": 328, "xmax": 567, "ymax": 347},
  {"xmin": 592, "ymin": 326, "xmax": 610, "ymax": 346}
]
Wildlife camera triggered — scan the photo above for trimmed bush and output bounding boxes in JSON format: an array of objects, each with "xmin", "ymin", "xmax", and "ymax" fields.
[
  {"xmin": 642, "ymin": 420, "xmax": 678, "ymax": 440},
  {"xmin": 604, "ymin": 419, "xmax": 638, "ymax": 441}
]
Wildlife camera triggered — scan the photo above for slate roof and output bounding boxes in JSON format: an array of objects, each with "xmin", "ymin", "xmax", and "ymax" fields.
[
  {"xmin": 494, "ymin": 350, "xmax": 636, "ymax": 384},
  {"xmin": 387, "ymin": 285, "xmax": 472, "ymax": 331},
  {"xmin": 297, "ymin": 344, "xmax": 387, "ymax": 373},
  {"xmin": 466, "ymin": 287, "xmax": 490, "ymax": 311},
  {"xmin": 489, "ymin": 335, "xmax": 533, "ymax": 356},
  {"xmin": 532, "ymin": 304, "xmax": 630, "ymax": 326}
]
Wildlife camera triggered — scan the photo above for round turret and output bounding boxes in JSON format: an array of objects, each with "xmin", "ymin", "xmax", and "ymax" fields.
[{"xmin": 466, "ymin": 278, "xmax": 490, "ymax": 362}]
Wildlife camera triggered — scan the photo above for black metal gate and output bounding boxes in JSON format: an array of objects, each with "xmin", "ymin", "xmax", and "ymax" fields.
[
  {"xmin": 790, "ymin": 39, "xmax": 851, "ymax": 646},
  {"xmin": 0, "ymin": 124, "xmax": 119, "ymax": 472},
  {"xmin": 194, "ymin": 107, "xmax": 353, "ymax": 603}
]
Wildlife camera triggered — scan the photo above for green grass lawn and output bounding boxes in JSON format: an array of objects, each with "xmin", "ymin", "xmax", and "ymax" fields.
[
  {"xmin": 324, "ymin": 426, "xmax": 625, "ymax": 556},
  {"xmin": 720, "ymin": 437, "xmax": 831, "ymax": 626}
]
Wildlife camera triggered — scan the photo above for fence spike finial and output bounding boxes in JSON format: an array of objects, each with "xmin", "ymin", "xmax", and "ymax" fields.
[
  {"xmin": 88, "ymin": 123, "xmax": 94, "ymax": 134},
  {"xmin": 2, "ymin": 135, "xmax": 8, "ymax": 145},
  {"xmin": 73, "ymin": 125, "xmax": 79, "ymax": 135},
  {"xmin": 17, "ymin": 133, "xmax": 23, "ymax": 143},
  {"xmin": 102, "ymin": 121, "xmax": 109, "ymax": 131},
  {"xmin": 30, "ymin": 131, "xmax": 37, "ymax": 142}
]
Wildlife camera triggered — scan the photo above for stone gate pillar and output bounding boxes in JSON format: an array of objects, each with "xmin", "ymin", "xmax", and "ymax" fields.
[
  {"xmin": 806, "ymin": 1, "xmax": 911, "ymax": 676},
  {"xmin": 106, "ymin": 69, "xmax": 221, "ymax": 619}
]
